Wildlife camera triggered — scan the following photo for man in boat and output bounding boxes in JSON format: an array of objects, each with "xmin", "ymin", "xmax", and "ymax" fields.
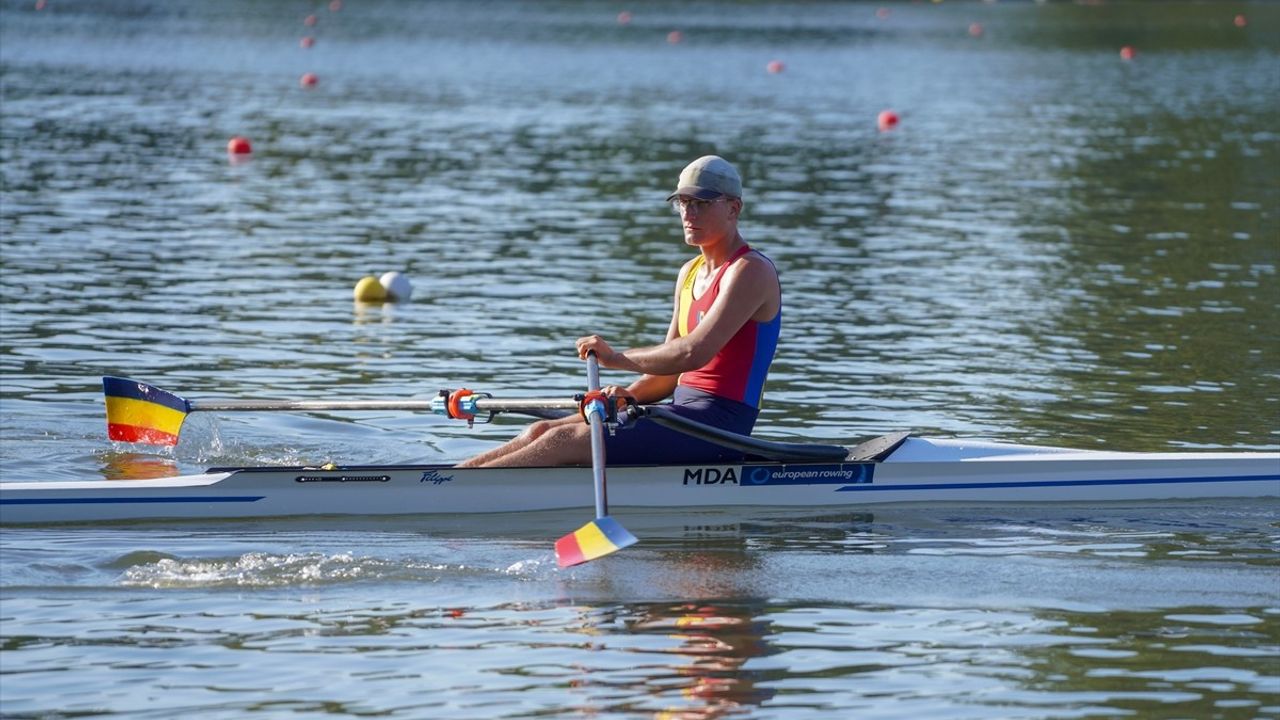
[{"xmin": 458, "ymin": 155, "xmax": 781, "ymax": 467}]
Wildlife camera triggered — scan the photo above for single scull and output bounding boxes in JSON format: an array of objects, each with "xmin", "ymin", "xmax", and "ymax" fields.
[{"xmin": 3, "ymin": 431, "xmax": 1276, "ymax": 525}]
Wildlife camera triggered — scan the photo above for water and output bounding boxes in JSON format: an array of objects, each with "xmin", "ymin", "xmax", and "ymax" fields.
[{"xmin": 1, "ymin": 0, "xmax": 1278, "ymax": 717}]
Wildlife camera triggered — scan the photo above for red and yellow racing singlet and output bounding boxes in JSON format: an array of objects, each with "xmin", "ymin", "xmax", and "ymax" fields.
[{"xmin": 676, "ymin": 245, "xmax": 780, "ymax": 408}]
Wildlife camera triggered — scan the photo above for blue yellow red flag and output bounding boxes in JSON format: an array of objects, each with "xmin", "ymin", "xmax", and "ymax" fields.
[{"xmin": 103, "ymin": 377, "xmax": 190, "ymax": 446}]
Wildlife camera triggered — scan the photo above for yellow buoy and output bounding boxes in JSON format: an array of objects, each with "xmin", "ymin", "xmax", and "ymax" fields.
[{"xmin": 353, "ymin": 276, "xmax": 387, "ymax": 302}]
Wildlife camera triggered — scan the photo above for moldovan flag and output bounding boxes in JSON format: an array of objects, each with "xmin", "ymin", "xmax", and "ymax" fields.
[{"xmin": 103, "ymin": 376, "xmax": 190, "ymax": 446}]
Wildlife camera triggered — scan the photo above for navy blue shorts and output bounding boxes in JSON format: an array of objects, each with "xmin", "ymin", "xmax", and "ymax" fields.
[{"xmin": 603, "ymin": 386, "xmax": 759, "ymax": 466}]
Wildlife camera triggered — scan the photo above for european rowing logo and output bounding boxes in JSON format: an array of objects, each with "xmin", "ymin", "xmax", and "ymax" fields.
[
  {"xmin": 419, "ymin": 470, "xmax": 454, "ymax": 485},
  {"xmin": 745, "ymin": 464, "xmax": 874, "ymax": 486}
]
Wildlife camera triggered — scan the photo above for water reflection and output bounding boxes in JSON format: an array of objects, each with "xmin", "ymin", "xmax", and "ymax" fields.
[
  {"xmin": 635, "ymin": 603, "xmax": 778, "ymax": 719},
  {"xmin": 99, "ymin": 451, "xmax": 179, "ymax": 480}
]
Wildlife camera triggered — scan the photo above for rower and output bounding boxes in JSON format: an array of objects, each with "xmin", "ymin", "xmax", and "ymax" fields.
[{"xmin": 457, "ymin": 155, "xmax": 782, "ymax": 468}]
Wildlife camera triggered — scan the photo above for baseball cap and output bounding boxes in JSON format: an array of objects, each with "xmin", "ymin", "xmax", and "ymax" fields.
[{"xmin": 666, "ymin": 155, "xmax": 742, "ymax": 201}]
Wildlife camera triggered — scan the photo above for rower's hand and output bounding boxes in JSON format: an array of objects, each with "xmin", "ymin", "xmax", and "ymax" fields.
[
  {"xmin": 602, "ymin": 385, "xmax": 636, "ymax": 410},
  {"xmin": 576, "ymin": 335, "xmax": 620, "ymax": 367}
]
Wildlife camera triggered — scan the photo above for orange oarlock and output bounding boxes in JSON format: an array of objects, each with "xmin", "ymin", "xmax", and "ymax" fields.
[{"xmin": 447, "ymin": 388, "xmax": 475, "ymax": 421}]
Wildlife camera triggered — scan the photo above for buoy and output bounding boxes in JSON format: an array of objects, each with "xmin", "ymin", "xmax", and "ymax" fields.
[
  {"xmin": 617, "ymin": 11, "xmax": 632, "ymax": 25},
  {"xmin": 1233, "ymin": 14, "xmax": 1247, "ymax": 28},
  {"xmin": 876, "ymin": 7, "xmax": 890, "ymax": 19},
  {"xmin": 300, "ymin": 73, "xmax": 318, "ymax": 88},
  {"xmin": 766, "ymin": 60, "xmax": 785, "ymax": 74},
  {"xmin": 34, "ymin": 0, "xmax": 46, "ymax": 10},
  {"xmin": 300, "ymin": 36, "xmax": 315, "ymax": 49},
  {"xmin": 1119, "ymin": 45, "xmax": 1136, "ymax": 61},
  {"xmin": 353, "ymin": 276, "xmax": 387, "ymax": 302},
  {"xmin": 227, "ymin": 136, "xmax": 252, "ymax": 155},
  {"xmin": 667, "ymin": 30, "xmax": 683, "ymax": 44},
  {"xmin": 969, "ymin": 22, "xmax": 984, "ymax": 38},
  {"xmin": 379, "ymin": 272, "xmax": 413, "ymax": 302},
  {"xmin": 329, "ymin": 0, "xmax": 342, "ymax": 11},
  {"xmin": 877, "ymin": 110, "xmax": 899, "ymax": 132},
  {"xmin": 304, "ymin": 14, "xmax": 317, "ymax": 27}
]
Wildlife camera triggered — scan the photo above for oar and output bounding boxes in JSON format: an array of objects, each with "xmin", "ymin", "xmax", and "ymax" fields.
[
  {"xmin": 553, "ymin": 353, "xmax": 638, "ymax": 568},
  {"xmin": 102, "ymin": 376, "xmax": 579, "ymax": 446}
]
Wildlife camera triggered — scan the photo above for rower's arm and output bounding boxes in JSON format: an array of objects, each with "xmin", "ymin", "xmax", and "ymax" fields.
[{"xmin": 608, "ymin": 256, "xmax": 775, "ymax": 376}]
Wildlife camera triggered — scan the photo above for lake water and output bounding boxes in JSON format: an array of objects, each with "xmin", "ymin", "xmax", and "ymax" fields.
[{"xmin": 1, "ymin": 1, "xmax": 1277, "ymax": 718}]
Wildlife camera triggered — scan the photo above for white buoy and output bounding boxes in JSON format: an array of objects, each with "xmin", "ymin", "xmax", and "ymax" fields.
[{"xmin": 379, "ymin": 271, "xmax": 413, "ymax": 301}]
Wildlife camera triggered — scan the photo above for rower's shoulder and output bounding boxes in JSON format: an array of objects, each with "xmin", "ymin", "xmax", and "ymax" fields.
[
  {"xmin": 731, "ymin": 249, "xmax": 779, "ymax": 281},
  {"xmin": 676, "ymin": 254, "xmax": 703, "ymax": 280}
]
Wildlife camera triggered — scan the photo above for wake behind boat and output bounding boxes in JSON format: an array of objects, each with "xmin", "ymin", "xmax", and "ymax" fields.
[{"xmin": 3, "ymin": 432, "xmax": 1277, "ymax": 525}]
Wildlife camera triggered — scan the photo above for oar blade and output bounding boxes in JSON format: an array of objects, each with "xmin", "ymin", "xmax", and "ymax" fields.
[
  {"xmin": 555, "ymin": 516, "xmax": 637, "ymax": 568},
  {"xmin": 102, "ymin": 377, "xmax": 191, "ymax": 446}
]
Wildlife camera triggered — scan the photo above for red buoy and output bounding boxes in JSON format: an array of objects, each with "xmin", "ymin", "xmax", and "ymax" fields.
[
  {"xmin": 227, "ymin": 136, "xmax": 252, "ymax": 155},
  {"xmin": 304, "ymin": 14, "xmax": 317, "ymax": 27},
  {"xmin": 1233, "ymin": 14, "xmax": 1247, "ymax": 28},
  {"xmin": 667, "ymin": 30, "xmax": 683, "ymax": 44},
  {"xmin": 969, "ymin": 22, "xmax": 984, "ymax": 38},
  {"xmin": 1119, "ymin": 45, "xmax": 1136, "ymax": 61},
  {"xmin": 329, "ymin": 0, "xmax": 342, "ymax": 11},
  {"xmin": 617, "ymin": 11, "xmax": 632, "ymax": 25},
  {"xmin": 766, "ymin": 60, "xmax": 785, "ymax": 74},
  {"xmin": 876, "ymin": 7, "xmax": 890, "ymax": 20},
  {"xmin": 34, "ymin": 0, "xmax": 46, "ymax": 10},
  {"xmin": 300, "ymin": 73, "xmax": 318, "ymax": 89},
  {"xmin": 300, "ymin": 36, "xmax": 315, "ymax": 49},
  {"xmin": 877, "ymin": 110, "xmax": 899, "ymax": 132}
]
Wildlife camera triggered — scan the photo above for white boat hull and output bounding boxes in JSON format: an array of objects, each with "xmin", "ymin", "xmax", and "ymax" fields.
[{"xmin": 2, "ymin": 438, "xmax": 1277, "ymax": 524}]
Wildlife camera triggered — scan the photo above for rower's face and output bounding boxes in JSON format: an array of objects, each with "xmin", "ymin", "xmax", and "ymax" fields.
[{"xmin": 673, "ymin": 196, "xmax": 740, "ymax": 246}]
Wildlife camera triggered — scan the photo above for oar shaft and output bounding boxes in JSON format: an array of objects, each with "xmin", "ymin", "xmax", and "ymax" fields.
[
  {"xmin": 587, "ymin": 355, "xmax": 602, "ymax": 393},
  {"xmin": 585, "ymin": 353, "xmax": 608, "ymax": 519},
  {"xmin": 189, "ymin": 399, "xmax": 435, "ymax": 412},
  {"xmin": 186, "ymin": 397, "xmax": 580, "ymax": 413}
]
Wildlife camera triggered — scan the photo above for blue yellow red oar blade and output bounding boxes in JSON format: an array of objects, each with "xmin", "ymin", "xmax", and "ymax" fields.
[
  {"xmin": 102, "ymin": 376, "xmax": 191, "ymax": 446},
  {"xmin": 555, "ymin": 515, "xmax": 638, "ymax": 568}
]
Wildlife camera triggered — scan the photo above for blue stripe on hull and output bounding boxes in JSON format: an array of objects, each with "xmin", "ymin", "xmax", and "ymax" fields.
[
  {"xmin": 1, "ymin": 496, "xmax": 265, "ymax": 505},
  {"xmin": 837, "ymin": 474, "xmax": 1280, "ymax": 493}
]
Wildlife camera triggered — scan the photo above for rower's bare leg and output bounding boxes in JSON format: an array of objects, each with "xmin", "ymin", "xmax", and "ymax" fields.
[
  {"xmin": 456, "ymin": 415, "xmax": 580, "ymax": 468},
  {"xmin": 477, "ymin": 422, "xmax": 592, "ymax": 467}
]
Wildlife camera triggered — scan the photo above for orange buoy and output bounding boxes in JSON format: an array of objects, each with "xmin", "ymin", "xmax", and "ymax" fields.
[
  {"xmin": 617, "ymin": 10, "xmax": 632, "ymax": 25},
  {"xmin": 877, "ymin": 110, "xmax": 899, "ymax": 132},
  {"xmin": 969, "ymin": 22, "xmax": 984, "ymax": 37},
  {"xmin": 1119, "ymin": 45, "xmax": 1136, "ymax": 61},
  {"xmin": 667, "ymin": 30, "xmax": 683, "ymax": 44},
  {"xmin": 227, "ymin": 136, "xmax": 252, "ymax": 155},
  {"xmin": 300, "ymin": 36, "xmax": 315, "ymax": 49},
  {"xmin": 766, "ymin": 60, "xmax": 785, "ymax": 74},
  {"xmin": 1233, "ymin": 14, "xmax": 1247, "ymax": 28},
  {"xmin": 300, "ymin": 73, "xmax": 318, "ymax": 88},
  {"xmin": 304, "ymin": 14, "xmax": 317, "ymax": 27}
]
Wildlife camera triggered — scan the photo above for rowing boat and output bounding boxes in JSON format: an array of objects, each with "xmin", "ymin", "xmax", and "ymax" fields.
[{"xmin": 4, "ymin": 432, "xmax": 1276, "ymax": 525}]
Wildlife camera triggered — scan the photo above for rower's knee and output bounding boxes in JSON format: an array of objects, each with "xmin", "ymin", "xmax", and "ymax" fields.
[{"xmin": 523, "ymin": 419, "xmax": 558, "ymax": 441}]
